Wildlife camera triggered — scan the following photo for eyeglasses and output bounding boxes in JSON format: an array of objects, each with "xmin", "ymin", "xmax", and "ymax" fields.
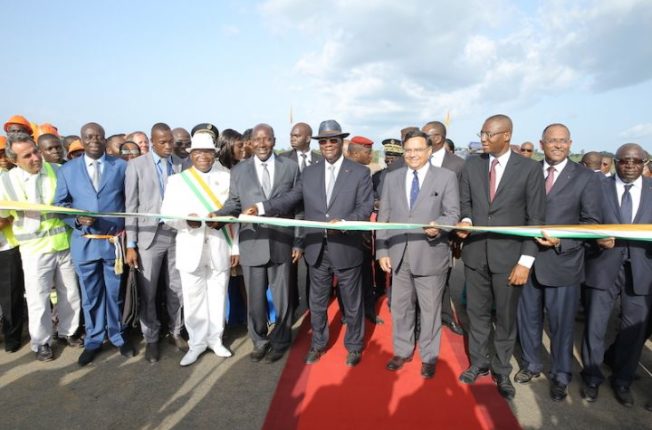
[
  {"xmin": 615, "ymin": 158, "xmax": 646, "ymax": 166},
  {"xmin": 318, "ymin": 138, "xmax": 341, "ymax": 145},
  {"xmin": 403, "ymin": 147, "xmax": 429, "ymax": 154},
  {"xmin": 175, "ymin": 141, "xmax": 190, "ymax": 147},
  {"xmin": 543, "ymin": 138, "xmax": 570, "ymax": 145},
  {"xmin": 520, "ymin": 148, "xmax": 533, "ymax": 153},
  {"xmin": 477, "ymin": 130, "xmax": 507, "ymax": 139},
  {"xmin": 120, "ymin": 149, "xmax": 140, "ymax": 155}
]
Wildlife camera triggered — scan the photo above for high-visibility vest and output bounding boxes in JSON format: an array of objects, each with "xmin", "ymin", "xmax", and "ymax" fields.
[{"xmin": 0, "ymin": 162, "xmax": 70, "ymax": 255}]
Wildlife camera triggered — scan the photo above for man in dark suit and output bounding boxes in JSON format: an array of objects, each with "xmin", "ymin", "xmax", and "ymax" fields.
[
  {"xmin": 280, "ymin": 122, "xmax": 322, "ymax": 320},
  {"xmin": 125, "ymin": 122, "xmax": 187, "ymax": 363},
  {"xmin": 377, "ymin": 130, "xmax": 460, "ymax": 379},
  {"xmin": 422, "ymin": 121, "xmax": 465, "ymax": 336},
  {"xmin": 220, "ymin": 123, "xmax": 301, "ymax": 364},
  {"xmin": 260, "ymin": 120, "xmax": 374, "ymax": 367},
  {"xmin": 581, "ymin": 143, "xmax": 652, "ymax": 407},
  {"xmin": 456, "ymin": 114, "xmax": 546, "ymax": 400},
  {"xmin": 54, "ymin": 122, "xmax": 136, "ymax": 366},
  {"xmin": 515, "ymin": 123, "xmax": 602, "ymax": 401}
]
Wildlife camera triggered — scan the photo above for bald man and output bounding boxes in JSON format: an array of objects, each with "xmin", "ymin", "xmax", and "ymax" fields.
[
  {"xmin": 581, "ymin": 151, "xmax": 603, "ymax": 172},
  {"xmin": 172, "ymin": 127, "xmax": 191, "ymax": 159},
  {"xmin": 127, "ymin": 131, "xmax": 150, "ymax": 154}
]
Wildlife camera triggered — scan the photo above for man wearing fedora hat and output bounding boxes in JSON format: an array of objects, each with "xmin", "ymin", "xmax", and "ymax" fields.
[
  {"xmin": 251, "ymin": 120, "xmax": 374, "ymax": 367},
  {"xmin": 160, "ymin": 133, "xmax": 239, "ymax": 366}
]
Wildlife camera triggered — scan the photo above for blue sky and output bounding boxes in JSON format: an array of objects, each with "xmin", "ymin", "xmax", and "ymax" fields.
[{"xmin": 2, "ymin": 0, "xmax": 651, "ymax": 153}]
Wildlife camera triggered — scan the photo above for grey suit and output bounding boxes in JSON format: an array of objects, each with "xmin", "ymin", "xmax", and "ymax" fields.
[
  {"xmin": 460, "ymin": 152, "xmax": 546, "ymax": 375},
  {"xmin": 125, "ymin": 152, "xmax": 184, "ymax": 343},
  {"xmin": 219, "ymin": 155, "xmax": 300, "ymax": 352},
  {"xmin": 376, "ymin": 165, "xmax": 460, "ymax": 363}
]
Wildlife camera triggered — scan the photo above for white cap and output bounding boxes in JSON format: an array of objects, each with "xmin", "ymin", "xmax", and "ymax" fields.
[{"xmin": 187, "ymin": 132, "xmax": 217, "ymax": 153}]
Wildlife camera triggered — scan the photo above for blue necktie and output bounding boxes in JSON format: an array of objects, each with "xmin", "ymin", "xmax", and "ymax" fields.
[
  {"xmin": 156, "ymin": 159, "xmax": 166, "ymax": 196},
  {"xmin": 410, "ymin": 170, "xmax": 419, "ymax": 209},
  {"xmin": 620, "ymin": 184, "xmax": 633, "ymax": 224}
]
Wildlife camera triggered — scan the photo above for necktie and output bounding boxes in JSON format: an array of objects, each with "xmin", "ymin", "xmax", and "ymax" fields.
[
  {"xmin": 261, "ymin": 162, "xmax": 271, "ymax": 198},
  {"xmin": 299, "ymin": 153, "xmax": 307, "ymax": 172},
  {"xmin": 410, "ymin": 170, "xmax": 419, "ymax": 209},
  {"xmin": 326, "ymin": 164, "xmax": 336, "ymax": 205},
  {"xmin": 91, "ymin": 160, "xmax": 101, "ymax": 191},
  {"xmin": 156, "ymin": 159, "xmax": 165, "ymax": 195},
  {"xmin": 620, "ymin": 184, "xmax": 633, "ymax": 224},
  {"xmin": 489, "ymin": 158, "xmax": 499, "ymax": 202},
  {"xmin": 545, "ymin": 166, "xmax": 556, "ymax": 194}
]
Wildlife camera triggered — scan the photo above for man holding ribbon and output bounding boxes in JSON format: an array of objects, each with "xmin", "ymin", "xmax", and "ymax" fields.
[
  {"xmin": 160, "ymin": 132, "xmax": 239, "ymax": 367},
  {"xmin": 125, "ymin": 122, "xmax": 187, "ymax": 363},
  {"xmin": 54, "ymin": 122, "xmax": 134, "ymax": 366},
  {"xmin": 0, "ymin": 133, "xmax": 81, "ymax": 361}
]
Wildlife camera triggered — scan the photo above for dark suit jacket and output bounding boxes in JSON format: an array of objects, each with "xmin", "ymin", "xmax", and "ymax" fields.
[
  {"xmin": 219, "ymin": 156, "xmax": 301, "ymax": 266},
  {"xmin": 532, "ymin": 161, "xmax": 602, "ymax": 286},
  {"xmin": 442, "ymin": 151, "xmax": 465, "ymax": 182},
  {"xmin": 584, "ymin": 176, "xmax": 652, "ymax": 295},
  {"xmin": 460, "ymin": 152, "xmax": 546, "ymax": 273},
  {"xmin": 280, "ymin": 149, "xmax": 323, "ymax": 166},
  {"xmin": 54, "ymin": 155, "xmax": 127, "ymax": 262},
  {"xmin": 264, "ymin": 157, "xmax": 374, "ymax": 270}
]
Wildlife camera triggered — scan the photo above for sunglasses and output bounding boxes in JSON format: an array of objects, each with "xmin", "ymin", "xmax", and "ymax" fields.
[
  {"xmin": 615, "ymin": 158, "xmax": 646, "ymax": 166},
  {"xmin": 520, "ymin": 148, "xmax": 533, "ymax": 153},
  {"xmin": 318, "ymin": 138, "xmax": 341, "ymax": 145},
  {"xmin": 121, "ymin": 149, "xmax": 140, "ymax": 155}
]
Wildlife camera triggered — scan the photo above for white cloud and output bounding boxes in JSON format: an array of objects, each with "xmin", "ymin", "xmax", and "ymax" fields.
[
  {"xmin": 260, "ymin": 0, "xmax": 652, "ymax": 137},
  {"xmin": 619, "ymin": 123, "xmax": 652, "ymax": 140}
]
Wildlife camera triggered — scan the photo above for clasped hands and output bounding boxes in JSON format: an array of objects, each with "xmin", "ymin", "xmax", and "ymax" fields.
[{"xmin": 186, "ymin": 213, "xmax": 223, "ymax": 230}]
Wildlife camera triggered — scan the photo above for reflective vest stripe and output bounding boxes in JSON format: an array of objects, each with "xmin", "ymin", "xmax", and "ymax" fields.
[{"xmin": 13, "ymin": 225, "xmax": 67, "ymax": 242}]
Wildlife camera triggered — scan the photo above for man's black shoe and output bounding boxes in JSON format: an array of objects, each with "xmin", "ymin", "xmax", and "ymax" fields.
[
  {"xmin": 36, "ymin": 344, "xmax": 54, "ymax": 362},
  {"xmin": 421, "ymin": 363, "xmax": 436, "ymax": 379},
  {"xmin": 168, "ymin": 334, "xmax": 189, "ymax": 352},
  {"xmin": 305, "ymin": 348, "xmax": 323, "ymax": 364},
  {"xmin": 550, "ymin": 380, "xmax": 567, "ymax": 401},
  {"xmin": 366, "ymin": 314, "xmax": 384, "ymax": 325},
  {"xmin": 78, "ymin": 348, "xmax": 99, "ymax": 367},
  {"xmin": 581, "ymin": 383, "xmax": 599, "ymax": 402},
  {"xmin": 612, "ymin": 384, "xmax": 634, "ymax": 408},
  {"xmin": 145, "ymin": 342, "xmax": 160, "ymax": 363},
  {"xmin": 386, "ymin": 356, "xmax": 412, "ymax": 371},
  {"xmin": 443, "ymin": 320, "xmax": 464, "ymax": 336},
  {"xmin": 250, "ymin": 344, "xmax": 270, "ymax": 362},
  {"xmin": 264, "ymin": 349, "xmax": 285, "ymax": 364},
  {"xmin": 346, "ymin": 351, "xmax": 361, "ymax": 367},
  {"xmin": 5, "ymin": 341, "xmax": 21, "ymax": 353},
  {"xmin": 493, "ymin": 374, "xmax": 516, "ymax": 400},
  {"xmin": 59, "ymin": 335, "xmax": 84, "ymax": 348},
  {"xmin": 120, "ymin": 343, "xmax": 135, "ymax": 358},
  {"xmin": 514, "ymin": 368, "xmax": 540, "ymax": 384},
  {"xmin": 459, "ymin": 365, "xmax": 490, "ymax": 384}
]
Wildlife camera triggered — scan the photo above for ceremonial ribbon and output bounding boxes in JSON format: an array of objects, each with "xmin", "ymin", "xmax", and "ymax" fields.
[{"xmin": 1, "ymin": 200, "xmax": 652, "ymax": 241}]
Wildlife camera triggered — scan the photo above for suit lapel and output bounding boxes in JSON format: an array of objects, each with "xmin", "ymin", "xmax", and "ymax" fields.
[
  {"xmin": 493, "ymin": 154, "xmax": 518, "ymax": 203},
  {"xmin": 412, "ymin": 165, "xmax": 435, "ymax": 212},
  {"xmin": 327, "ymin": 159, "xmax": 352, "ymax": 210},
  {"xmin": 547, "ymin": 160, "xmax": 574, "ymax": 198},
  {"xmin": 633, "ymin": 177, "xmax": 652, "ymax": 223},
  {"xmin": 97, "ymin": 156, "xmax": 112, "ymax": 194},
  {"xmin": 272, "ymin": 156, "xmax": 283, "ymax": 193},
  {"xmin": 479, "ymin": 154, "xmax": 490, "ymax": 205},
  {"xmin": 247, "ymin": 158, "xmax": 264, "ymax": 195},
  {"xmin": 605, "ymin": 177, "xmax": 622, "ymax": 222},
  {"xmin": 143, "ymin": 152, "xmax": 163, "ymax": 200}
]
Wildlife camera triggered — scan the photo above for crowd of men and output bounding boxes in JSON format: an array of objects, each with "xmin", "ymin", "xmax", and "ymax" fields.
[{"xmin": 0, "ymin": 113, "xmax": 650, "ymax": 412}]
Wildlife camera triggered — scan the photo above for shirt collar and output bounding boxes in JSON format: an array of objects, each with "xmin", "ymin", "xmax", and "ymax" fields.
[
  {"xmin": 325, "ymin": 155, "xmax": 344, "ymax": 170},
  {"xmin": 543, "ymin": 157, "xmax": 568, "ymax": 173},
  {"xmin": 84, "ymin": 153, "xmax": 106, "ymax": 166},
  {"xmin": 151, "ymin": 150, "xmax": 170, "ymax": 165},
  {"xmin": 254, "ymin": 153, "xmax": 275, "ymax": 167},
  {"xmin": 615, "ymin": 174, "xmax": 643, "ymax": 190},
  {"xmin": 490, "ymin": 150, "xmax": 511, "ymax": 166}
]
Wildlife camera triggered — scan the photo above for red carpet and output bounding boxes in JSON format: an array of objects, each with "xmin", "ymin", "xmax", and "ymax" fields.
[{"xmin": 263, "ymin": 297, "xmax": 521, "ymax": 430}]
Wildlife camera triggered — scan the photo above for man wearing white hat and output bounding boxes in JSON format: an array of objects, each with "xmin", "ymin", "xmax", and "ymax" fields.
[{"xmin": 160, "ymin": 132, "xmax": 239, "ymax": 366}]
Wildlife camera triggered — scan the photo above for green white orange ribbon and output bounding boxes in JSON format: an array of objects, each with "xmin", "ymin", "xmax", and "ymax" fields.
[{"xmin": 1, "ymin": 200, "xmax": 651, "ymax": 241}]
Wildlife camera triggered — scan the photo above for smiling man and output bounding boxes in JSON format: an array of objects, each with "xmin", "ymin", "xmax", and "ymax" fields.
[
  {"xmin": 217, "ymin": 123, "xmax": 301, "ymax": 364},
  {"xmin": 125, "ymin": 123, "xmax": 187, "ymax": 363},
  {"xmin": 456, "ymin": 114, "xmax": 546, "ymax": 400},
  {"xmin": 515, "ymin": 124, "xmax": 602, "ymax": 401}
]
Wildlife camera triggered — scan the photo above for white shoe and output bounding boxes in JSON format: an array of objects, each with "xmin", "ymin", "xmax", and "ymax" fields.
[
  {"xmin": 180, "ymin": 348, "xmax": 204, "ymax": 366},
  {"xmin": 211, "ymin": 344, "xmax": 232, "ymax": 358}
]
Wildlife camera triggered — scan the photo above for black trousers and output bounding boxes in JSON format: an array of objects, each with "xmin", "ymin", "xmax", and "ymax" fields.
[
  {"xmin": 309, "ymin": 241, "xmax": 364, "ymax": 352},
  {"xmin": 0, "ymin": 247, "xmax": 25, "ymax": 350}
]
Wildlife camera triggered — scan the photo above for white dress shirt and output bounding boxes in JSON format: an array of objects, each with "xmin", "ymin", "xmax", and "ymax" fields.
[
  {"xmin": 324, "ymin": 155, "xmax": 345, "ymax": 195},
  {"xmin": 615, "ymin": 174, "xmax": 642, "ymax": 221},
  {"xmin": 254, "ymin": 153, "xmax": 276, "ymax": 191},
  {"xmin": 84, "ymin": 154, "xmax": 106, "ymax": 183},
  {"xmin": 429, "ymin": 146, "xmax": 446, "ymax": 168},
  {"xmin": 542, "ymin": 157, "xmax": 568, "ymax": 188},
  {"xmin": 404, "ymin": 162, "xmax": 430, "ymax": 208}
]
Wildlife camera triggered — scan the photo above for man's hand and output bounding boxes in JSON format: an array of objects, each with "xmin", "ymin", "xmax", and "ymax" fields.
[
  {"xmin": 291, "ymin": 248, "xmax": 303, "ymax": 263},
  {"xmin": 0, "ymin": 216, "xmax": 13, "ymax": 229},
  {"xmin": 125, "ymin": 248, "xmax": 139, "ymax": 269},
  {"xmin": 231, "ymin": 255, "xmax": 240, "ymax": 268},
  {"xmin": 455, "ymin": 221, "xmax": 472, "ymax": 239},
  {"xmin": 76, "ymin": 215, "xmax": 96, "ymax": 227},
  {"xmin": 535, "ymin": 230, "xmax": 561, "ymax": 248},
  {"xmin": 242, "ymin": 205, "xmax": 258, "ymax": 216},
  {"xmin": 326, "ymin": 218, "xmax": 343, "ymax": 236},
  {"xmin": 508, "ymin": 264, "xmax": 530, "ymax": 286},
  {"xmin": 424, "ymin": 221, "xmax": 440, "ymax": 238},
  {"xmin": 186, "ymin": 213, "xmax": 202, "ymax": 229},
  {"xmin": 206, "ymin": 213, "xmax": 223, "ymax": 230},
  {"xmin": 379, "ymin": 256, "xmax": 392, "ymax": 273},
  {"xmin": 597, "ymin": 237, "xmax": 616, "ymax": 249}
]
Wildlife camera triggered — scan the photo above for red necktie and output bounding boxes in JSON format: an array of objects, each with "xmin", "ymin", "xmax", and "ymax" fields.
[
  {"xmin": 545, "ymin": 166, "xmax": 555, "ymax": 194},
  {"xmin": 489, "ymin": 158, "xmax": 499, "ymax": 202}
]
